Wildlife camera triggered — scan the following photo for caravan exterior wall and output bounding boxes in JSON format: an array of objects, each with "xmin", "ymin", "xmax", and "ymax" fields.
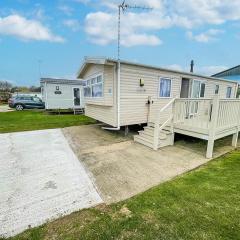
[
  {"xmin": 119, "ymin": 63, "xmax": 238, "ymax": 126},
  {"xmin": 42, "ymin": 82, "xmax": 84, "ymax": 110},
  {"xmin": 82, "ymin": 64, "xmax": 117, "ymax": 126},
  {"xmin": 79, "ymin": 60, "xmax": 238, "ymax": 127}
]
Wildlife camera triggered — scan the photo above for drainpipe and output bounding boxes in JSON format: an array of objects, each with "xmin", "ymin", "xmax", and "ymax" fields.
[{"xmin": 102, "ymin": 60, "xmax": 121, "ymax": 130}]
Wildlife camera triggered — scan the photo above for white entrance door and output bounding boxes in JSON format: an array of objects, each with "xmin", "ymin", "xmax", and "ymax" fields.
[{"xmin": 73, "ymin": 88, "xmax": 81, "ymax": 107}]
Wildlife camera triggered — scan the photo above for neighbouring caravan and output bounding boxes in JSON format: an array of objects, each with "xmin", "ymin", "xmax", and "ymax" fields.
[
  {"xmin": 40, "ymin": 78, "xmax": 85, "ymax": 110},
  {"xmin": 77, "ymin": 57, "xmax": 240, "ymax": 158}
]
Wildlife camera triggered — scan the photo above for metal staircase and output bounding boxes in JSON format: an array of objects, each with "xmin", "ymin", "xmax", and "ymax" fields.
[{"xmin": 134, "ymin": 98, "xmax": 175, "ymax": 150}]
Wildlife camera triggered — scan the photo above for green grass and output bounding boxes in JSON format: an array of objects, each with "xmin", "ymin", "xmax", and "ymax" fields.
[
  {"xmin": 0, "ymin": 110, "xmax": 96, "ymax": 133},
  {"xmin": 6, "ymin": 150, "xmax": 240, "ymax": 240}
]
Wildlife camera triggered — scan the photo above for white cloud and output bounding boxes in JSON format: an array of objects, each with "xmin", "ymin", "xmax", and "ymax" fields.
[
  {"xmin": 187, "ymin": 29, "xmax": 224, "ymax": 43},
  {"xmin": 121, "ymin": 33, "xmax": 161, "ymax": 47},
  {"xmin": 0, "ymin": 14, "xmax": 65, "ymax": 42},
  {"xmin": 85, "ymin": 11, "xmax": 162, "ymax": 46},
  {"xmin": 197, "ymin": 65, "xmax": 228, "ymax": 76},
  {"xmin": 164, "ymin": 63, "xmax": 228, "ymax": 76},
  {"xmin": 165, "ymin": 64, "xmax": 184, "ymax": 72},
  {"xmin": 63, "ymin": 19, "xmax": 81, "ymax": 32},
  {"xmin": 58, "ymin": 5, "xmax": 74, "ymax": 16},
  {"xmin": 74, "ymin": 0, "xmax": 91, "ymax": 4},
  {"xmin": 84, "ymin": 0, "xmax": 240, "ymax": 47}
]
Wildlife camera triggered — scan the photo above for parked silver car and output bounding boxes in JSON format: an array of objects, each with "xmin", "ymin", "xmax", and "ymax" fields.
[{"xmin": 8, "ymin": 95, "xmax": 45, "ymax": 111}]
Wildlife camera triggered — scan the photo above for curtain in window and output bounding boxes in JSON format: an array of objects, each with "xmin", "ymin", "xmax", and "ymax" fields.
[
  {"xmin": 192, "ymin": 81, "xmax": 200, "ymax": 98},
  {"xmin": 159, "ymin": 78, "xmax": 171, "ymax": 97}
]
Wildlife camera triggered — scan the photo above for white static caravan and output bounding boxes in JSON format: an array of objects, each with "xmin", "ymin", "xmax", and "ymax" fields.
[
  {"xmin": 77, "ymin": 57, "xmax": 240, "ymax": 158},
  {"xmin": 40, "ymin": 78, "xmax": 85, "ymax": 110}
]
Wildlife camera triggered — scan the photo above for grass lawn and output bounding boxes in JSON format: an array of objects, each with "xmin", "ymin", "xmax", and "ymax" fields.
[
  {"xmin": 0, "ymin": 110, "xmax": 96, "ymax": 133},
  {"xmin": 5, "ymin": 150, "xmax": 240, "ymax": 240}
]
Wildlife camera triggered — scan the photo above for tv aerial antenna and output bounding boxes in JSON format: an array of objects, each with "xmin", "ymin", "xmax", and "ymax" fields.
[{"xmin": 117, "ymin": 0, "xmax": 153, "ymax": 60}]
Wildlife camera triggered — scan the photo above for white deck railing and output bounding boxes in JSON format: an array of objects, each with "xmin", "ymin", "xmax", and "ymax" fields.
[
  {"xmin": 174, "ymin": 98, "xmax": 212, "ymax": 130},
  {"xmin": 152, "ymin": 96, "xmax": 240, "ymax": 158},
  {"xmin": 217, "ymin": 99, "xmax": 240, "ymax": 130}
]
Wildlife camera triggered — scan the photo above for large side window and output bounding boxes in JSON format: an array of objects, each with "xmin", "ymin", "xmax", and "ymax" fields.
[
  {"xmin": 84, "ymin": 74, "xmax": 103, "ymax": 98},
  {"xmin": 226, "ymin": 86, "xmax": 232, "ymax": 98},
  {"xmin": 159, "ymin": 78, "xmax": 171, "ymax": 98}
]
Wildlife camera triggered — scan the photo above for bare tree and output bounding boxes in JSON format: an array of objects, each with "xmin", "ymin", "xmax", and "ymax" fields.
[{"xmin": 0, "ymin": 81, "xmax": 12, "ymax": 91}]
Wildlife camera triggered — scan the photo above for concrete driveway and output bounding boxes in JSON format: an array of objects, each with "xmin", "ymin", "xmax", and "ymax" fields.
[
  {"xmin": 0, "ymin": 129, "xmax": 102, "ymax": 238},
  {"xmin": 64, "ymin": 125, "xmax": 237, "ymax": 204}
]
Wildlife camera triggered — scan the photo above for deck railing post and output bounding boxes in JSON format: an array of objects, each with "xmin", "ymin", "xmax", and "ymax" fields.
[
  {"xmin": 153, "ymin": 110, "xmax": 160, "ymax": 150},
  {"xmin": 206, "ymin": 96, "xmax": 220, "ymax": 158},
  {"xmin": 232, "ymin": 99, "xmax": 240, "ymax": 148},
  {"xmin": 169, "ymin": 100, "xmax": 175, "ymax": 145}
]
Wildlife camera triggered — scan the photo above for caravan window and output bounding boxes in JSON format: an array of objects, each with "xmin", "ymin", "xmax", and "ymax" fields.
[
  {"xmin": 226, "ymin": 87, "xmax": 232, "ymax": 98},
  {"xmin": 192, "ymin": 80, "xmax": 206, "ymax": 98},
  {"xmin": 84, "ymin": 74, "xmax": 103, "ymax": 98},
  {"xmin": 84, "ymin": 86, "xmax": 91, "ymax": 97},
  {"xmin": 159, "ymin": 78, "xmax": 171, "ymax": 98}
]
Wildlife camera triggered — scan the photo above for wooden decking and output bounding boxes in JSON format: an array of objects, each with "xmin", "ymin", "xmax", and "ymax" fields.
[{"xmin": 134, "ymin": 97, "xmax": 240, "ymax": 158}]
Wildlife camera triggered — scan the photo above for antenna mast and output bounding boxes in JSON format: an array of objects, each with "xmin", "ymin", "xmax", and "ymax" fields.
[{"xmin": 117, "ymin": 1, "xmax": 153, "ymax": 60}]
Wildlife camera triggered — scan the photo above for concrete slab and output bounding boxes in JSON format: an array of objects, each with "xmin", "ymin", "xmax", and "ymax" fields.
[
  {"xmin": 0, "ymin": 105, "xmax": 13, "ymax": 112},
  {"xmin": 64, "ymin": 125, "xmax": 237, "ymax": 204},
  {"xmin": 0, "ymin": 129, "xmax": 102, "ymax": 238}
]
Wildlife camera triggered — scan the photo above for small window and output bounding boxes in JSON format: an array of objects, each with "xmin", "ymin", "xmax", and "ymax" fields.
[
  {"xmin": 226, "ymin": 87, "xmax": 232, "ymax": 98},
  {"xmin": 215, "ymin": 85, "xmax": 219, "ymax": 94},
  {"xmin": 159, "ymin": 78, "xmax": 171, "ymax": 98},
  {"xmin": 200, "ymin": 83, "xmax": 205, "ymax": 98}
]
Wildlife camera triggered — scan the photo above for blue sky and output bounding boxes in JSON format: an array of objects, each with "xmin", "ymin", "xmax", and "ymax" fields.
[{"xmin": 0, "ymin": 0, "xmax": 240, "ymax": 86}]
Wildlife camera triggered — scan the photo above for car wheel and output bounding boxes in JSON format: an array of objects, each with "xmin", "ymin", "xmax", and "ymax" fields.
[{"xmin": 15, "ymin": 104, "xmax": 24, "ymax": 111}]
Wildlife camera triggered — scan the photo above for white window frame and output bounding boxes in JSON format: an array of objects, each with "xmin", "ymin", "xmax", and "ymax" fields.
[
  {"xmin": 214, "ymin": 84, "xmax": 220, "ymax": 95},
  {"xmin": 158, "ymin": 77, "xmax": 172, "ymax": 98},
  {"xmin": 84, "ymin": 73, "xmax": 104, "ymax": 98},
  {"xmin": 226, "ymin": 86, "xmax": 232, "ymax": 98},
  {"xmin": 191, "ymin": 80, "xmax": 206, "ymax": 98}
]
